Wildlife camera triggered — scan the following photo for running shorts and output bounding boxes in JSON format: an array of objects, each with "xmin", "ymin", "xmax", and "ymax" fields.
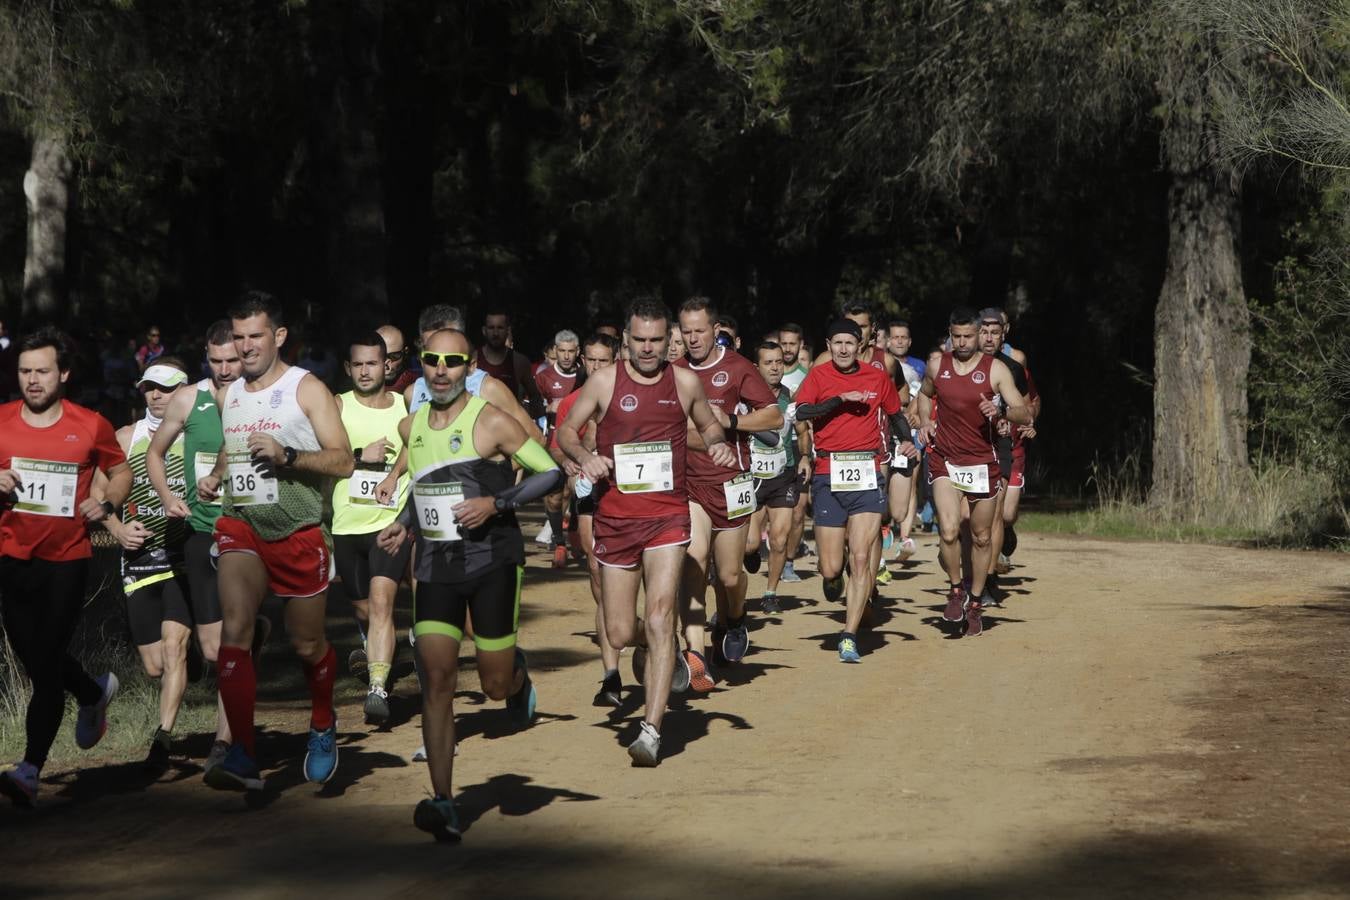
[
  {"xmin": 125, "ymin": 570, "xmax": 194, "ymax": 646},
  {"xmin": 413, "ymin": 562, "xmax": 521, "ymax": 651},
  {"xmin": 754, "ymin": 469, "xmax": 801, "ymax": 510},
  {"xmin": 927, "ymin": 452, "xmax": 1004, "ymax": 501},
  {"xmin": 593, "ymin": 513, "xmax": 691, "ymax": 569},
  {"xmin": 334, "ymin": 530, "xmax": 411, "ymax": 602},
  {"xmin": 213, "ymin": 516, "xmax": 333, "ymax": 598},
  {"xmin": 184, "ymin": 531, "xmax": 223, "ymax": 627},
  {"xmin": 688, "ymin": 478, "xmax": 752, "ymax": 531},
  {"xmin": 810, "ymin": 472, "xmax": 885, "ymax": 527}
]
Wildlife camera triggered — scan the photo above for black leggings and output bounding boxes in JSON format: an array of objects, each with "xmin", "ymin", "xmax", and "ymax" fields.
[{"xmin": 0, "ymin": 557, "xmax": 103, "ymax": 768}]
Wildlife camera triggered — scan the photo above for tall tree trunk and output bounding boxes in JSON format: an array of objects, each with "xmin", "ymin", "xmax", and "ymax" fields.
[
  {"xmin": 21, "ymin": 131, "xmax": 72, "ymax": 322},
  {"xmin": 1152, "ymin": 37, "xmax": 1250, "ymax": 505}
]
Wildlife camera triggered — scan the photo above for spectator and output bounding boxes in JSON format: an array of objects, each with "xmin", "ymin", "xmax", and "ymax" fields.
[{"xmin": 134, "ymin": 325, "xmax": 165, "ymax": 373}]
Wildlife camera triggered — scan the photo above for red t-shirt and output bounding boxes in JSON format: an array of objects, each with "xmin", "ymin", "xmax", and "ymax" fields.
[
  {"xmin": 0, "ymin": 400, "xmax": 126, "ymax": 561},
  {"xmin": 795, "ymin": 362, "xmax": 901, "ymax": 463},
  {"xmin": 674, "ymin": 348, "xmax": 777, "ymax": 483},
  {"xmin": 535, "ymin": 365, "xmax": 581, "ymax": 412},
  {"xmin": 550, "ymin": 389, "xmax": 583, "ymax": 450}
]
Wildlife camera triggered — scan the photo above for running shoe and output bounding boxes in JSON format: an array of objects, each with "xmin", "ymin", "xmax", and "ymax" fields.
[
  {"xmin": 627, "ymin": 721, "xmax": 661, "ymax": 767},
  {"xmin": 684, "ymin": 650, "xmax": 714, "ymax": 692},
  {"xmin": 995, "ymin": 552, "xmax": 1012, "ymax": 575},
  {"xmin": 779, "ymin": 561, "xmax": 802, "ymax": 583},
  {"xmin": 552, "ymin": 543, "xmax": 567, "ymax": 570},
  {"xmin": 304, "ymin": 717, "xmax": 339, "ymax": 785},
  {"xmin": 204, "ymin": 740, "xmax": 230, "ymax": 777},
  {"xmin": 506, "ymin": 649, "xmax": 537, "ymax": 726},
  {"xmin": 632, "ymin": 643, "xmax": 647, "ymax": 687},
  {"xmin": 823, "ymin": 574, "xmax": 845, "ymax": 603},
  {"xmin": 145, "ymin": 727, "xmax": 172, "ymax": 773},
  {"xmin": 0, "ymin": 761, "xmax": 38, "ymax": 808},
  {"xmin": 875, "ymin": 563, "xmax": 892, "ymax": 586},
  {"xmin": 412, "ymin": 745, "xmax": 428, "ymax": 763},
  {"xmin": 896, "ymin": 537, "xmax": 917, "ymax": 561},
  {"xmin": 965, "ymin": 600, "xmax": 984, "ymax": 637},
  {"xmin": 414, "ymin": 796, "xmax": 462, "ymax": 842},
  {"xmin": 743, "ymin": 551, "xmax": 762, "ymax": 574},
  {"xmin": 880, "ymin": 525, "xmax": 893, "ymax": 552},
  {"xmin": 205, "ymin": 743, "xmax": 264, "ymax": 792},
  {"xmin": 760, "ymin": 591, "xmax": 781, "ymax": 614},
  {"xmin": 672, "ymin": 642, "xmax": 692, "ymax": 693},
  {"xmin": 534, "ymin": 521, "xmax": 553, "ymax": 545},
  {"xmin": 943, "ymin": 585, "xmax": 966, "ymax": 622},
  {"xmin": 838, "ymin": 634, "xmax": 861, "ymax": 663},
  {"xmin": 364, "ymin": 685, "xmax": 391, "ymax": 725},
  {"xmin": 594, "ymin": 669, "xmax": 622, "ymax": 707},
  {"xmin": 75, "ymin": 672, "xmax": 119, "ymax": 750},
  {"xmin": 348, "ymin": 646, "xmax": 368, "ymax": 679},
  {"xmin": 722, "ymin": 621, "xmax": 750, "ymax": 663}
]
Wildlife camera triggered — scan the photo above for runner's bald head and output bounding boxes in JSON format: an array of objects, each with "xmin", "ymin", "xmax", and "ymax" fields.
[{"xmin": 424, "ymin": 328, "xmax": 470, "ymax": 355}]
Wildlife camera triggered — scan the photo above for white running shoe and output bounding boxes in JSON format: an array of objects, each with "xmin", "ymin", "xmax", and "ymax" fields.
[
  {"xmin": 75, "ymin": 672, "xmax": 119, "ymax": 750},
  {"xmin": 534, "ymin": 522, "xmax": 553, "ymax": 545},
  {"xmin": 896, "ymin": 537, "xmax": 917, "ymax": 561},
  {"xmin": 627, "ymin": 721, "xmax": 661, "ymax": 767},
  {"xmin": 0, "ymin": 761, "xmax": 38, "ymax": 808}
]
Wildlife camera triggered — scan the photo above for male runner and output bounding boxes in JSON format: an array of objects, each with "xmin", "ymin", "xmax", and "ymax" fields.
[
  {"xmin": 549, "ymin": 333, "xmax": 619, "ymax": 704},
  {"xmin": 477, "ymin": 306, "xmax": 544, "ymax": 418},
  {"xmin": 674, "ymin": 297, "xmax": 781, "ymax": 686},
  {"xmin": 775, "ymin": 323, "xmax": 811, "ymax": 583},
  {"xmin": 743, "ymin": 341, "xmax": 810, "ymax": 614},
  {"xmin": 377, "ymin": 328, "xmax": 561, "ymax": 840},
  {"xmin": 146, "ymin": 320, "xmax": 254, "ymax": 775},
  {"xmin": 378, "ymin": 324, "xmax": 417, "ymax": 394},
  {"xmin": 884, "ymin": 320, "xmax": 924, "ymax": 562},
  {"xmin": 535, "ymin": 328, "xmax": 584, "ymax": 568},
  {"xmin": 916, "ymin": 308, "xmax": 1033, "ymax": 637},
  {"xmin": 0, "ymin": 328, "xmax": 130, "ymax": 807},
  {"xmin": 100, "ymin": 359, "xmax": 201, "ymax": 771},
  {"xmin": 332, "ymin": 332, "xmax": 411, "ymax": 724},
  {"xmin": 794, "ymin": 319, "xmax": 914, "ymax": 662},
  {"xmin": 558, "ymin": 298, "xmax": 735, "ymax": 766},
  {"xmin": 200, "ymin": 291, "xmax": 355, "ymax": 791}
]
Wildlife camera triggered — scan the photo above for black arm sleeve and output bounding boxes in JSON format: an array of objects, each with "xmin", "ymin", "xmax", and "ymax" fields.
[
  {"xmin": 794, "ymin": 397, "xmax": 843, "ymax": 421},
  {"xmin": 888, "ymin": 410, "xmax": 910, "ymax": 443},
  {"xmin": 751, "ymin": 430, "xmax": 780, "ymax": 448},
  {"xmin": 493, "ymin": 468, "xmax": 564, "ymax": 512}
]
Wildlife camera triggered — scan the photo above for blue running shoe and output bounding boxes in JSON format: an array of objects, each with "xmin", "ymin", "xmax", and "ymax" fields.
[
  {"xmin": 304, "ymin": 717, "xmax": 339, "ymax": 785},
  {"xmin": 721, "ymin": 621, "xmax": 750, "ymax": 663},
  {"xmin": 838, "ymin": 634, "xmax": 861, "ymax": 663},
  {"xmin": 205, "ymin": 743, "xmax": 264, "ymax": 792},
  {"xmin": 414, "ymin": 796, "xmax": 462, "ymax": 842},
  {"xmin": 507, "ymin": 649, "xmax": 536, "ymax": 726},
  {"xmin": 779, "ymin": 561, "xmax": 802, "ymax": 583}
]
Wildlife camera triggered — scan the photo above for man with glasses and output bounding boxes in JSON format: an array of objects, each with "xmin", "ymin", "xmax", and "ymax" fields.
[
  {"xmin": 376, "ymin": 328, "xmax": 562, "ymax": 840},
  {"xmin": 378, "ymin": 324, "xmax": 417, "ymax": 394},
  {"xmin": 136, "ymin": 326, "xmax": 166, "ymax": 374}
]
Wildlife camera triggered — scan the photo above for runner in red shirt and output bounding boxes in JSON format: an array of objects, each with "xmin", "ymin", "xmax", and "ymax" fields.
[
  {"xmin": 0, "ymin": 328, "xmax": 132, "ymax": 807},
  {"xmin": 558, "ymin": 299, "xmax": 735, "ymax": 767},
  {"xmin": 477, "ymin": 306, "xmax": 545, "ymax": 419},
  {"xmin": 795, "ymin": 319, "xmax": 914, "ymax": 663},
  {"xmin": 536, "ymin": 328, "xmax": 585, "ymax": 568},
  {"xmin": 673, "ymin": 297, "xmax": 781, "ymax": 687},
  {"xmin": 916, "ymin": 308, "xmax": 1033, "ymax": 638}
]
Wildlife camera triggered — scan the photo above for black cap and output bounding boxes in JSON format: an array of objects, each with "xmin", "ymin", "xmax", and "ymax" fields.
[
  {"xmin": 826, "ymin": 318, "xmax": 863, "ymax": 341},
  {"xmin": 978, "ymin": 306, "xmax": 1004, "ymax": 324}
]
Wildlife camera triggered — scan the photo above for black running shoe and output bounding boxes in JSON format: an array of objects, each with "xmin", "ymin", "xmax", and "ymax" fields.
[{"xmin": 594, "ymin": 670, "xmax": 622, "ymax": 707}]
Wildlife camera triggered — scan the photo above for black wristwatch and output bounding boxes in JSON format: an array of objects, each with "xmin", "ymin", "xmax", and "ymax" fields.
[
  {"xmin": 99, "ymin": 500, "xmax": 116, "ymax": 520},
  {"xmin": 282, "ymin": 446, "xmax": 298, "ymax": 468}
]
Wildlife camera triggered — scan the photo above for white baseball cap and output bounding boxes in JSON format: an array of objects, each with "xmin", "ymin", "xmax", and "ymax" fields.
[{"xmin": 137, "ymin": 364, "xmax": 188, "ymax": 389}]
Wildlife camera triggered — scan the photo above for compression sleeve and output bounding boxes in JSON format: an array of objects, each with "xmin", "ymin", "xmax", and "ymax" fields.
[
  {"xmin": 512, "ymin": 438, "xmax": 558, "ymax": 475},
  {"xmin": 888, "ymin": 410, "xmax": 910, "ymax": 443},
  {"xmin": 752, "ymin": 430, "xmax": 780, "ymax": 448},
  {"xmin": 496, "ymin": 439, "xmax": 564, "ymax": 510},
  {"xmin": 794, "ymin": 397, "xmax": 843, "ymax": 421}
]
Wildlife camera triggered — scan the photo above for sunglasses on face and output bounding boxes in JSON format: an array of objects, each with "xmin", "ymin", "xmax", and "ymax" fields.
[
  {"xmin": 420, "ymin": 351, "xmax": 470, "ymax": 369},
  {"xmin": 386, "ymin": 349, "xmax": 406, "ymax": 362}
]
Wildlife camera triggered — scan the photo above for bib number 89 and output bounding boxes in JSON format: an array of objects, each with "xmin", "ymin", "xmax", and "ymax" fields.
[{"xmin": 423, "ymin": 507, "xmax": 439, "ymax": 527}]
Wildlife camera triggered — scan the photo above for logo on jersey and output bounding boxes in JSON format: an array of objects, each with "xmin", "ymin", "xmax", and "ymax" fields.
[
  {"xmin": 711, "ymin": 371, "xmax": 730, "ymax": 388},
  {"xmin": 230, "ymin": 398, "xmax": 241, "ymax": 408},
  {"xmin": 971, "ymin": 370, "xmax": 986, "ymax": 385},
  {"xmin": 65, "ymin": 433, "xmax": 78, "ymax": 442},
  {"xmin": 197, "ymin": 403, "xmax": 214, "ymax": 412},
  {"xmin": 411, "ymin": 435, "xmax": 424, "ymax": 448},
  {"xmin": 619, "ymin": 394, "xmax": 639, "ymax": 412},
  {"xmin": 939, "ymin": 370, "xmax": 952, "ymax": 380},
  {"xmin": 269, "ymin": 389, "xmax": 284, "ymax": 408},
  {"xmin": 449, "ymin": 433, "xmax": 463, "ymax": 453}
]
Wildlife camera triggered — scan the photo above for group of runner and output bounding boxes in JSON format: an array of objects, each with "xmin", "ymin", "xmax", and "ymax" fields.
[{"xmin": 0, "ymin": 293, "xmax": 1038, "ymax": 843}]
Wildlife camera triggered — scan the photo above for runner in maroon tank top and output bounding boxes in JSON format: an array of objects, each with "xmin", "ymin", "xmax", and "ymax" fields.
[
  {"xmin": 477, "ymin": 307, "xmax": 545, "ymax": 419},
  {"xmin": 672, "ymin": 297, "xmax": 780, "ymax": 687},
  {"xmin": 916, "ymin": 308, "xmax": 1033, "ymax": 638},
  {"xmin": 557, "ymin": 298, "xmax": 735, "ymax": 768}
]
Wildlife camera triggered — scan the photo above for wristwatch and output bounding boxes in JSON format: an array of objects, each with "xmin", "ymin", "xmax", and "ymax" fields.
[
  {"xmin": 99, "ymin": 500, "xmax": 115, "ymax": 520},
  {"xmin": 282, "ymin": 446, "xmax": 298, "ymax": 468}
]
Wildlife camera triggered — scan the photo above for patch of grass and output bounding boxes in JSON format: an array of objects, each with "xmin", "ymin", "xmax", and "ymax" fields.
[{"xmin": 0, "ymin": 626, "xmax": 220, "ymax": 767}]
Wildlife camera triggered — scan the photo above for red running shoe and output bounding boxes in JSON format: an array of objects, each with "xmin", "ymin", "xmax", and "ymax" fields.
[
  {"xmin": 552, "ymin": 544, "xmax": 567, "ymax": 569},
  {"xmin": 943, "ymin": 585, "xmax": 966, "ymax": 622},
  {"xmin": 965, "ymin": 599, "xmax": 984, "ymax": 637},
  {"xmin": 684, "ymin": 650, "xmax": 715, "ymax": 693}
]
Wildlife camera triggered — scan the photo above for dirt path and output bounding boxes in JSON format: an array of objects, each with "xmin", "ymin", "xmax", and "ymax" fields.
[{"xmin": 4, "ymin": 527, "xmax": 1348, "ymax": 898}]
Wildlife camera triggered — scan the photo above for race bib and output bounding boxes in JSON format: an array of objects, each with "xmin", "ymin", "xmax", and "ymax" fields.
[
  {"xmin": 829, "ymin": 452, "xmax": 878, "ymax": 492},
  {"xmin": 722, "ymin": 473, "xmax": 756, "ymax": 519},
  {"xmin": 614, "ymin": 441, "xmax": 674, "ymax": 494},
  {"xmin": 226, "ymin": 452, "xmax": 278, "ymax": 506},
  {"xmin": 348, "ymin": 468, "xmax": 395, "ymax": 507},
  {"xmin": 414, "ymin": 482, "xmax": 464, "ymax": 541},
  {"xmin": 948, "ymin": 462, "xmax": 991, "ymax": 494},
  {"xmin": 11, "ymin": 457, "xmax": 77, "ymax": 518},
  {"xmin": 194, "ymin": 451, "xmax": 221, "ymax": 506},
  {"xmin": 750, "ymin": 443, "xmax": 786, "ymax": 479}
]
